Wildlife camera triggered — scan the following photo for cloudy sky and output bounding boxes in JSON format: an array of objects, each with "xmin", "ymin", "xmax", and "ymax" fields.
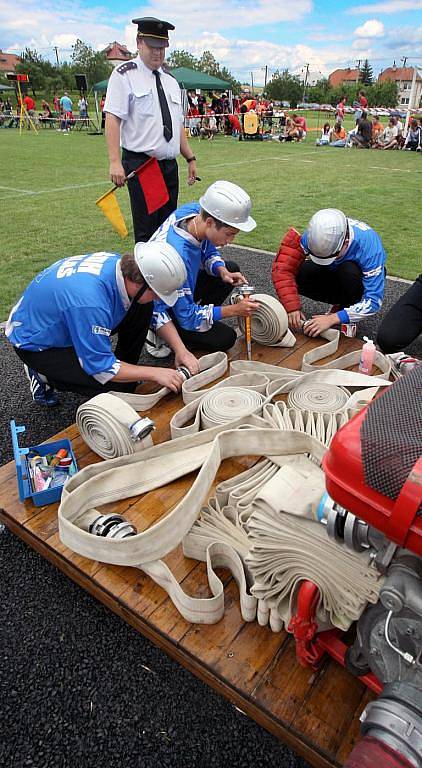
[{"xmin": 1, "ymin": 0, "xmax": 421, "ymax": 81}]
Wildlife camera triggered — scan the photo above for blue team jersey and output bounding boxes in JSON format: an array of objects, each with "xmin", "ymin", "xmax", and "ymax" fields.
[
  {"xmin": 301, "ymin": 218, "xmax": 386, "ymax": 323},
  {"xmin": 150, "ymin": 202, "xmax": 225, "ymax": 332},
  {"xmin": 6, "ymin": 253, "xmax": 129, "ymax": 382}
]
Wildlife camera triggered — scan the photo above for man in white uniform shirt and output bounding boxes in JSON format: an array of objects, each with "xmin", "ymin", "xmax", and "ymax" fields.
[{"xmin": 105, "ymin": 16, "xmax": 198, "ymax": 242}]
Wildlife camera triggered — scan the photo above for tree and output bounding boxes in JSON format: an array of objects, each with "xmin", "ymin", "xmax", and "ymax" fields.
[
  {"xmin": 360, "ymin": 60, "xmax": 374, "ymax": 85},
  {"xmin": 307, "ymin": 77, "xmax": 331, "ymax": 104},
  {"xmin": 71, "ymin": 39, "xmax": 112, "ymax": 88},
  {"xmin": 265, "ymin": 70, "xmax": 302, "ymax": 108},
  {"xmin": 167, "ymin": 48, "xmax": 239, "ymax": 92},
  {"xmin": 15, "ymin": 48, "xmax": 55, "ymax": 96},
  {"xmin": 369, "ymin": 80, "xmax": 398, "ymax": 107},
  {"xmin": 197, "ymin": 51, "xmax": 220, "ymax": 76},
  {"xmin": 167, "ymin": 49, "xmax": 199, "ymax": 69}
]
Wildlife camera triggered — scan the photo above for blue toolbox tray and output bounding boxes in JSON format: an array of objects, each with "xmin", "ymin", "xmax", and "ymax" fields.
[{"xmin": 10, "ymin": 420, "xmax": 78, "ymax": 506}]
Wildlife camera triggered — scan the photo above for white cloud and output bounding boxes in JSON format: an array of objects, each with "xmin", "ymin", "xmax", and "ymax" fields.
[
  {"xmin": 354, "ymin": 19, "xmax": 385, "ymax": 37},
  {"xmin": 0, "ymin": 0, "xmax": 314, "ymax": 57},
  {"xmin": 347, "ymin": 0, "xmax": 422, "ymax": 14}
]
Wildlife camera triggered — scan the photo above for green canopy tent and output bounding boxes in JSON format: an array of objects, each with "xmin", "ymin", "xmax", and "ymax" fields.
[
  {"xmin": 93, "ymin": 66, "xmax": 232, "ymax": 120},
  {"xmin": 168, "ymin": 67, "xmax": 232, "ymax": 115}
]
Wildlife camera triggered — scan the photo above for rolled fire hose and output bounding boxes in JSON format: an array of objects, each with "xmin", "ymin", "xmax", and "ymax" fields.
[
  {"xmin": 238, "ymin": 293, "xmax": 296, "ymax": 347},
  {"xmin": 170, "ymin": 373, "xmax": 268, "ymax": 438},
  {"xmin": 76, "ymin": 393, "xmax": 154, "ymax": 459},
  {"xmin": 77, "ymin": 345, "xmax": 392, "ymax": 457},
  {"xmin": 76, "ymin": 352, "xmax": 229, "ymax": 458},
  {"xmin": 170, "ymin": 365, "xmax": 391, "ymax": 440}
]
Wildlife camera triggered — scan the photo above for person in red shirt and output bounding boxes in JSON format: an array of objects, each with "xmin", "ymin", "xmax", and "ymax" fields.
[
  {"xmin": 22, "ymin": 94, "xmax": 37, "ymax": 128},
  {"xmin": 359, "ymin": 90, "xmax": 368, "ymax": 110},
  {"xmin": 23, "ymin": 94, "xmax": 35, "ymax": 112},
  {"xmin": 335, "ymin": 96, "xmax": 346, "ymax": 122},
  {"xmin": 354, "ymin": 90, "xmax": 368, "ymax": 123},
  {"xmin": 292, "ymin": 113, "xmax": 308, "ymax": 139},
  {"xmin": 225, "ymin": 113, "xmax": 241, "ymax": 136}
]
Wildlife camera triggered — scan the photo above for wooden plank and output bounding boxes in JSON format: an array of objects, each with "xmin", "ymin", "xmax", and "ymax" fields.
[
  {"xmin": 292, "ymin": 661, "xmax": 366, "ymax": 757},
  {"xmin": 0, "ymin": 336, "xmax": 377, "ymax": 768}
]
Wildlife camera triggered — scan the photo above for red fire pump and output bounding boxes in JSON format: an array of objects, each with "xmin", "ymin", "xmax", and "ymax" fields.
[{"xmin": 288, "ymin": 368, "xmax": 422, "ymax": 768}]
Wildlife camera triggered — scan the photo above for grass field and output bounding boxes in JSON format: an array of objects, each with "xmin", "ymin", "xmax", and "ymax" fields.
[{"xmin": 0, "ymin": 127, "xmax": 420, "ymax": 318}]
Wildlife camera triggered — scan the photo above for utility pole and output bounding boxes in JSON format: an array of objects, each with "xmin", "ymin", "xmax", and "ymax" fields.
[
  {"xmin": 302, "ymin": 63, "xmax": 309, "ymax": 102},
  {"xmin": 251, "ymin": 71, "xmax": 254, "ymax": 97},
  {"xmin": 264, "ymin": 65, "xmax": 268, "ymax": 91},
  {"xmin": 355, "ymin": 60, "xmax": 361, "ymax": 84},
  {"xmin": 53, "ymin": 46, "xmax": 60, "ymax": 66}
]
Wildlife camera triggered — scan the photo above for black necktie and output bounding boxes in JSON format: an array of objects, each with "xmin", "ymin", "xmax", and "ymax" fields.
[{"xmin": 153, "ymin": 70, "xmax": 172, "ymax": 142}]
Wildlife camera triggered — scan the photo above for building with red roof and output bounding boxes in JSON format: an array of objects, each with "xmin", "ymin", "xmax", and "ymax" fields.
[
  {"xmin": 102, "ymin": 42, "xmax": 133, "ymax": 68},
  {"xmin": 378, "ymin": 65, "xmax": 422, "ymax": 109},
  {"xmin": 0, "ymin": 50, "xmax": 21, "ymax": 74},
  {"xmin": 328, "ymin": 68, "xmax": 361, "ymax": 88}
]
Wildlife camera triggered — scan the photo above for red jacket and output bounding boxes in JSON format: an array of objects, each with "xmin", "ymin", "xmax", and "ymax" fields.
[{"xmin": 271, "ymin": 227, "xmax": 306, "ymax": 312}]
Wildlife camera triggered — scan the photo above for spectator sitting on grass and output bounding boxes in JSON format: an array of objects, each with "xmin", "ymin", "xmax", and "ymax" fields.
[
  {"xmin": 292, "ymin": 113, "xmax": 307, "ymax": 140},
  {"xmin": 200, "ymin": 114, "xmax": 217, "ymax": 140},
  {"xmin": 350, "ymin": 110, "xmax": 372, "ymax": 148},
  {"xmin": 403, "ymin": 118, "xmax": 421, "ymax": 151},
  {"xmin": 280, "ymin": 116, "xmax": 301, "ymax": 142},
  {"xmin": 316, "ymin": 122, "xmax": 331, "ymax": 145},
  {"xmin": 371, "ymin": 115, "xmax": 384, "ymax": 145},
  {"xmin": 330, "ymin": 121, "xmax": 346, "ymax": 147},
  {"xmin": 374, "ymin": 117, "xmax": 399, "ymax": 150}
]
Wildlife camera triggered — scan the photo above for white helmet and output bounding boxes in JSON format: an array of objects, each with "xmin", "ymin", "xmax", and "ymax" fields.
[
  {"xmin": 199, "ymin": 180, "xmax": 256, "ymax": 232},
  {"xmin": 306, "ymin": 209, "xmax": 348, "ymax": 266},
  {"xmin": 134, "ymin": 241, "xmax": 186, "ymax": 306}
]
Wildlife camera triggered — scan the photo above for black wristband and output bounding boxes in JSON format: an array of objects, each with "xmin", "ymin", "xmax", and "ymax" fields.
[{"xmin": 186, "ymin": 156, "xmax": 196, "ymax": 163}]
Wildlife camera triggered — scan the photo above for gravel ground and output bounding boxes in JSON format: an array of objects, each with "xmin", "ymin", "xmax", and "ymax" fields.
[{"xmin": 1, "ymin": 245, "xmax": 421, "ymax": 768}]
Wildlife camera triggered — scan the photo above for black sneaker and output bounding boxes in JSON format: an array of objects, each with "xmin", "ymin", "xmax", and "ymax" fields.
[{"xmin": 24, "ymin": 365, "xmax": 59, "ymax": 406}]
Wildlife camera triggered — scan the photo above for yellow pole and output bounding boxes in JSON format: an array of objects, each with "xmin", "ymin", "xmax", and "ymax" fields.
[{"xmin": 17, "ymin": 80, "xmax": 38, "ymax": 135}]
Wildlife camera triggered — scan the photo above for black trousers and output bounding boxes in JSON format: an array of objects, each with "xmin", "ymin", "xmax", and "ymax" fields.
[
  {"xmin": 170, "ymin": 260, "xmax": 239, "ymax": 352},
  {"xmin": 122, "ymin": 149, "xmax": 179, "ymax": 243},
  {"xmin": 297, "ymin": 260, "xmax": 363, "ymax": 307},
  {"xmin": 377, "ymin": 274, "xmax": 422, "ymax": 353},
  {"xmin": 14, "ymin": 302, "xmax": 153, "ymax": 396}
]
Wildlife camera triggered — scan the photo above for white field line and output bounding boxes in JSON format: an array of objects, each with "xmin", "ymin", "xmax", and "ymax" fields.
[
  {"xmin": 336, "ymin": 161, "xmax": 421, "ymax": 175},
  {"xmin": 0, "ymin": 180, "xmax": 108, "ymax": 201},
  {"xmin": 0, "ymin": 184, "xmax": 35, "ymax": 193},
  {"xmin": 369, "ymin": 165, "xmax": 421, "ymax": 174}
]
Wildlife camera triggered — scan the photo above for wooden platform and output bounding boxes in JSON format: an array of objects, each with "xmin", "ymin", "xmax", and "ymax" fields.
[{"xmin": 0, "ymin": 334, "xmax": 377, "ymax": 768}]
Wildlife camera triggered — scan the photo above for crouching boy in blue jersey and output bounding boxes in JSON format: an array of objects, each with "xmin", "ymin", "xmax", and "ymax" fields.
[
  {"xmin": 148, "ymin": 180, "xmax": 260, "ymax": 354},
  {"xmin": 6, "ymin": 242, "xmax": 200, "ymax": 406},
  {"xmin": 272, "ymin": 208, "xmax": 387, "ymax": 337}
]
